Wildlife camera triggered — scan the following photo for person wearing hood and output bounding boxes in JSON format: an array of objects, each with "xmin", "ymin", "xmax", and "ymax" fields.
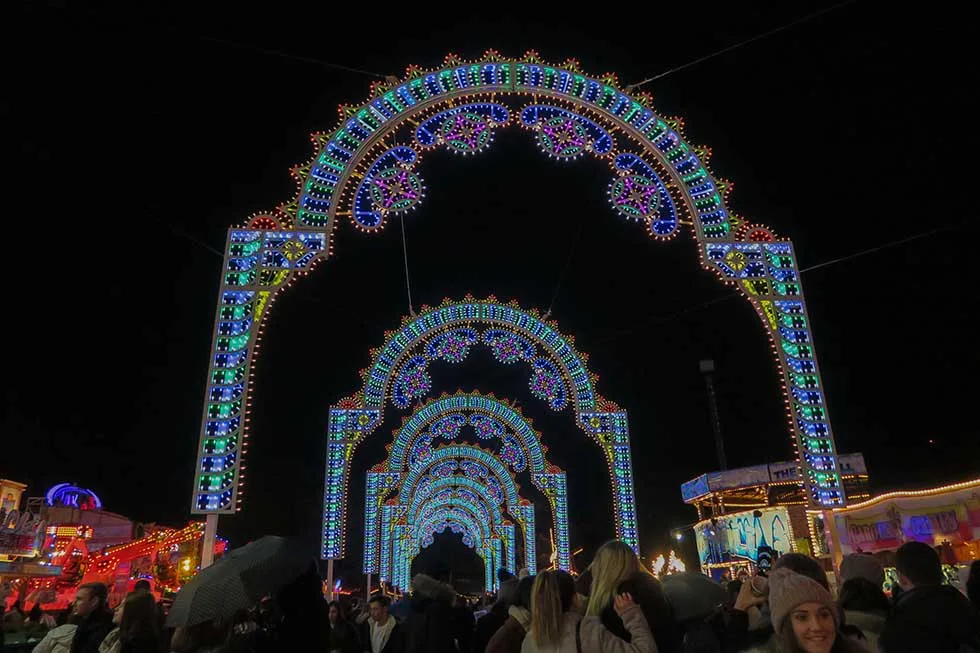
[
  {"xmin": 474, "ymin": 570, "xmax": 520, "ymax": 653},
  {"xmin": 878, "ymin": 541, "xmax": 980, "ymax": 653},
  {"xmin": 487, "ymin": 575, "xmax": 534, "ymax": 653},
  {"xmin": 402, "ymin": 564, "xmax": 458, "ymax": 653},
  {"xmin": 837, "ymin": 554, "xmax": 889, "ymax": 652}
]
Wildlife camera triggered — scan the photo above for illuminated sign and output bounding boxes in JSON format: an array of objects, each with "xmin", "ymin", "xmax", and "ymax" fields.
[
  {"xmin": 694, "ymin": 506, "xmax": 795, "ymax": 567},
  {"xmin": 45, "ymin": 483, "xmax": 103, "ymax": 510},
  {"xmin": 0, "ymin": 510, "xmax": 46, "ymax": 558}
]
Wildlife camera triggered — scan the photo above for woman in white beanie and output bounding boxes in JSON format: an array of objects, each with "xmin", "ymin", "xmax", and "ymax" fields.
[{"xmin": 767, "ymin": 568, "xmax": 867, "ymax": 653}]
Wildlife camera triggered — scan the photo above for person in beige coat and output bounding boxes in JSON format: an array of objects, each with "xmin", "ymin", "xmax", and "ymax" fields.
[{"xmin": 520, "ymin": 569, "xmax": 657, "ymax": 653}]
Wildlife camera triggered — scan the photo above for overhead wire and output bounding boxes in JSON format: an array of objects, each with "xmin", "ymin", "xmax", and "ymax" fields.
[
  {"xmin": 625, "ymin": 1, "xmax": 858, "ymax": 91},
  {"xmin": 543, "ymin": 211, "xmax": 587, "ymax": 320},
  {"xmin": 399, "ymin": 215, "xmax": 417, "ymax": 317},
  {"xmin": 596, "ymin": 220, "xmax": 965, "ymax": 343}
]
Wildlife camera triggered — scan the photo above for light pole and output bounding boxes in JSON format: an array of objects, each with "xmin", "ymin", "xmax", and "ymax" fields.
[{"xmin": 699, "ymin": 359, "xmax": 727, "ymax": 470}]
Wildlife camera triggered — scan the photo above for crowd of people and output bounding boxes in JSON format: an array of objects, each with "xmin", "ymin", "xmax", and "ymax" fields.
[{"xmin": 2, "ymin": 540, "xmax": 979, "ymax": 653}]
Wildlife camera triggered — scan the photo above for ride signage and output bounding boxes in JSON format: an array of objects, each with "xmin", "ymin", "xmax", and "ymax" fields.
[{"xmin": 0, "ymin": 509, "xmax": 46, "ymax": 558}]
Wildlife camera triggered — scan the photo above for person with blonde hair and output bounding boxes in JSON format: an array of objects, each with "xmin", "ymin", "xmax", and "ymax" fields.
[
  {"xmin": 582, "ymin": 541, "xmax": 677, "ymax": 652},
  {"xmin": 521, "ymin": 569, "xmax": 656, "ymax": 653}
]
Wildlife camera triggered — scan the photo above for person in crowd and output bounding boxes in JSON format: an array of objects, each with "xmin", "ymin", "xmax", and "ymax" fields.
[
  {"xmin": 99, "ymin": 591, "xmax": 160, "ymax": 653},
  {"xmin": 168, "ymin": 619, "xmax": 228, "ymax": 653},
  {"xmin": 767, "ymin": 568, "xmax": 866, "ymax": 653},
  {"xmin": 474, "ymin": 566, "xmax": 517, "ymax": 647},
  {"xmin": 28, "ymin": 603, "xmax": 57, "ymax": 630},
  {"xmin": 3, "ymin": 600, "xmax": 26, "ymax": 632},
  {"xmin": 452, "ymin": 594, "xmax": 474, "ymax": 653},
  {"xmin": 710, "ymin": 552, "xmax": 834, "ymax": 652},
  {"xmin": 583, "ymin": 540, "xmax": 678, "ymax": 652},
  {"xmin": 327, "ymin": 600, "xmax": 360, "ymax": 653},
  {"xmin": 837, "ymin": 554, "xmax": 889, "ymax": 651},
  {"xmin": 402, "ymin": 563, "xmax": 459, "ymax": 653},
  {"xmin": 32, "ymin": 614, "xmax": 78, "ymax": 653},
  {"xmin": 967, "ymin": 560, "xmax": 980, "ymax": 612},
  {"xmin": 878, "ymin": 541, "xmax": 980, "ymax": 653},
  {"xmin": 359, "ymin": 595, "xmax": 404, "ymax": 653},
  {"xmin": 486, "ymin": 575, "xmax": 533, "ymax": 653},
  {"xmin": 521, "ymin": 569, "xmax": 655, "ymax": 653},
  {"xmin": 70, "ymin": 583, "xmax": 115, "ymax": 653}
]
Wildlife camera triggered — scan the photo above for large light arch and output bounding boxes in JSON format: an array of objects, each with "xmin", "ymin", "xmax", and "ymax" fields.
[
  {"xmin": 365, "ymin": 391, "xmax": 569, "ymax": 575},
  {"xmin": 191, "ymin": 52, "xmax": 846, "ymax": 561}
]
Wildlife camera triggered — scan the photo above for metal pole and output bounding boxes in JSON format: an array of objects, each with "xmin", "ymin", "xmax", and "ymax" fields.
[
  {"xmin": 699, "ymin": 359, "xmax": 727, "ymax": 470},
  {"xmin": 366, "ymin": 573, "xmax": 372, "ymax": 601},
  {"xmin": 201, "ymin": 514, "xmax": 218, "ymax": 568},
  {"xmin": 326, "ymin": 559, "xmax": 335, "ymax": 602}
]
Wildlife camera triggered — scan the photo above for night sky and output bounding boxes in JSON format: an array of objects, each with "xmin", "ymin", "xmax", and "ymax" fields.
[{"xmin": 6, "ymin": 2, "xmax": 978, "ymax": 586}]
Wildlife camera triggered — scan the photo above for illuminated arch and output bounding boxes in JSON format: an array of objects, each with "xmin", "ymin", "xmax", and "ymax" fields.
[
  {"xmin": 390, "ymin": 479, "xmax": 516, "ymax": 585},
  {"xmin": 379, "ymin": 488, "xmax": 518, "ymax": 589},
  {"xmin": 333, "ymin": 299, "xmax": 637, "ymax": 563},
  {"xmin": 191, "ymin": 53, "xmax": 847, "ymax": 560},
  {"xmin": 365, "ymin": 392, "xmax": 569, "ymax": 574},
  {"xmin": 412, "ymin": 515, "xmax": 494, "ymax": 595},
  {"xmin": 377, "ymin": 444, "xmax": 537, "ymax": 577}
]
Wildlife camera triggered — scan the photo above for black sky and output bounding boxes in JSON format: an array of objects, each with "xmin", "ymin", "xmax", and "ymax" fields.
[{"xmin": 5, "ymin": 2, "xmax": 978, "ymax": 584}]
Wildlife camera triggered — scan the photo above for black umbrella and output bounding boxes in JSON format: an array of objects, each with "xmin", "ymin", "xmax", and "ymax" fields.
[
  {"xmin": 661, "ymin": 572, "xmax": 728, "ymax": 622},
  {"xmin": 166, "ymin": 535, "xmax": 315, "ymax": 627}
]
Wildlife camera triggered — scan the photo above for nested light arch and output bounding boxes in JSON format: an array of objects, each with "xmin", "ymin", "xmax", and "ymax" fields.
[
  {"xmin": 386, "ymin": 392, "xmax": 552, "ymax": 473},
  {"xmin": 414, "ymin": 492, "xmax": 495, "ymax": 542},
  {"xmin": 192, "ymin": 53, "xmax": 846, "ymax": 564},
  {"xmin": 395, "ymin": 478, "xmax": 519, "ymax": 583},
  {"xmin": 359, "ymin": 300, "xmax": 598, "ymax": 414},
  {"xmin": 367, "ymin": 391, "xmax": 570, "ymax": 573},
  {"xmin": 325, "ymin": 299, "xmax": 640, "ymax": 561},
  {"xmin": 415, "ymin": 508, "xmax": 485, "ymax": 549},
  {"xmin": 406, "ymin": 475, "xmax": 502, "ymax": 528},
  {"xmin": 399, "ymin": 445, "xmax": 521, "ymax": 507},
  {"xmin": 379, "ymin": 486, "xmax": 518, "ymax": 588},
  {"xmin": 411, "ymin": 512, "xmax": 495, "ymax": 595}
]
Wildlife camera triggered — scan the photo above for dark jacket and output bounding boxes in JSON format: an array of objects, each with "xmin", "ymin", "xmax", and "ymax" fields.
[
  {"xmin": 328, "ymin": 618, "xmax": 361, "ymax": 653},
  {"xmin": 71, "ymin": 610, "xmax": 114, "ymax": 653},
  {"xmin": 584, "ymin": 570, "xmax": 680, "ymax": 653},
  {"xmin": 402, "ymin": 574, "xmax": 458, "ymax": 653},
  {"xmin": 358, "ymin": 618, "xmax": 405, "ymax": 653},
  {"xmin": 119, "ymin": 636, "xmax": 162, "ymax": 653},
  {"xmin": 879, "ymin": 584, "xmax": 980, "ymax": 653},
  {"xmin": 472, "ymin": 603, "xmax": 508, "ymax": 653},
  {"xmin": 485, "ymin": 607, "xmax": 530, "ymax": 653}
]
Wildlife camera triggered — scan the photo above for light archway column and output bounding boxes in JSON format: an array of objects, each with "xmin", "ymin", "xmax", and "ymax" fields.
[
  {"xmin": 190, "ymin": 229, "xmax": 324, "ymax": 515},
  {"xmin": 704, "ymin": 241, "xmax": 844, "ymax": 506}
]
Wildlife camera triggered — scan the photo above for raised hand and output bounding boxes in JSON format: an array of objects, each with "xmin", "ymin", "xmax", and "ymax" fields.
[{"xmin": 613, "ymin": 592, "xmax": 636, "ymax": 616}]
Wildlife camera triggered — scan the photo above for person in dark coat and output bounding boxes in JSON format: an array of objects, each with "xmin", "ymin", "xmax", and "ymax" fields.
[
  {"xmin": 967, "ymin": 560, "xmax": 980, "ymax": 612},
  {"xmin": 359, "ymin": 595, "xmax": 404, "ymax": 653},
  {"xmin": 70, "ymin": 583, "xmax": 114, "ymax": 653},
  {"xmin": 581, "ymin": 540, "xmax": 680, "ymax": 653},
  {"xmin": 402, "ymin": 566, "xmax": 458, "ymax": 653},
  {"xmin": 327, "ymin": 601, "xmax": 361, "ymax": 653},
  {"xmin": 486, "ymin": 575, "xmax": 533, "ymax": 653},
  {"xmin": 473, "ymin": 570, "xmax": 519, "ymax": 653},
  {"xmin": 879, "ymin": 541, "xmax": 980, "ymax": 653}
]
